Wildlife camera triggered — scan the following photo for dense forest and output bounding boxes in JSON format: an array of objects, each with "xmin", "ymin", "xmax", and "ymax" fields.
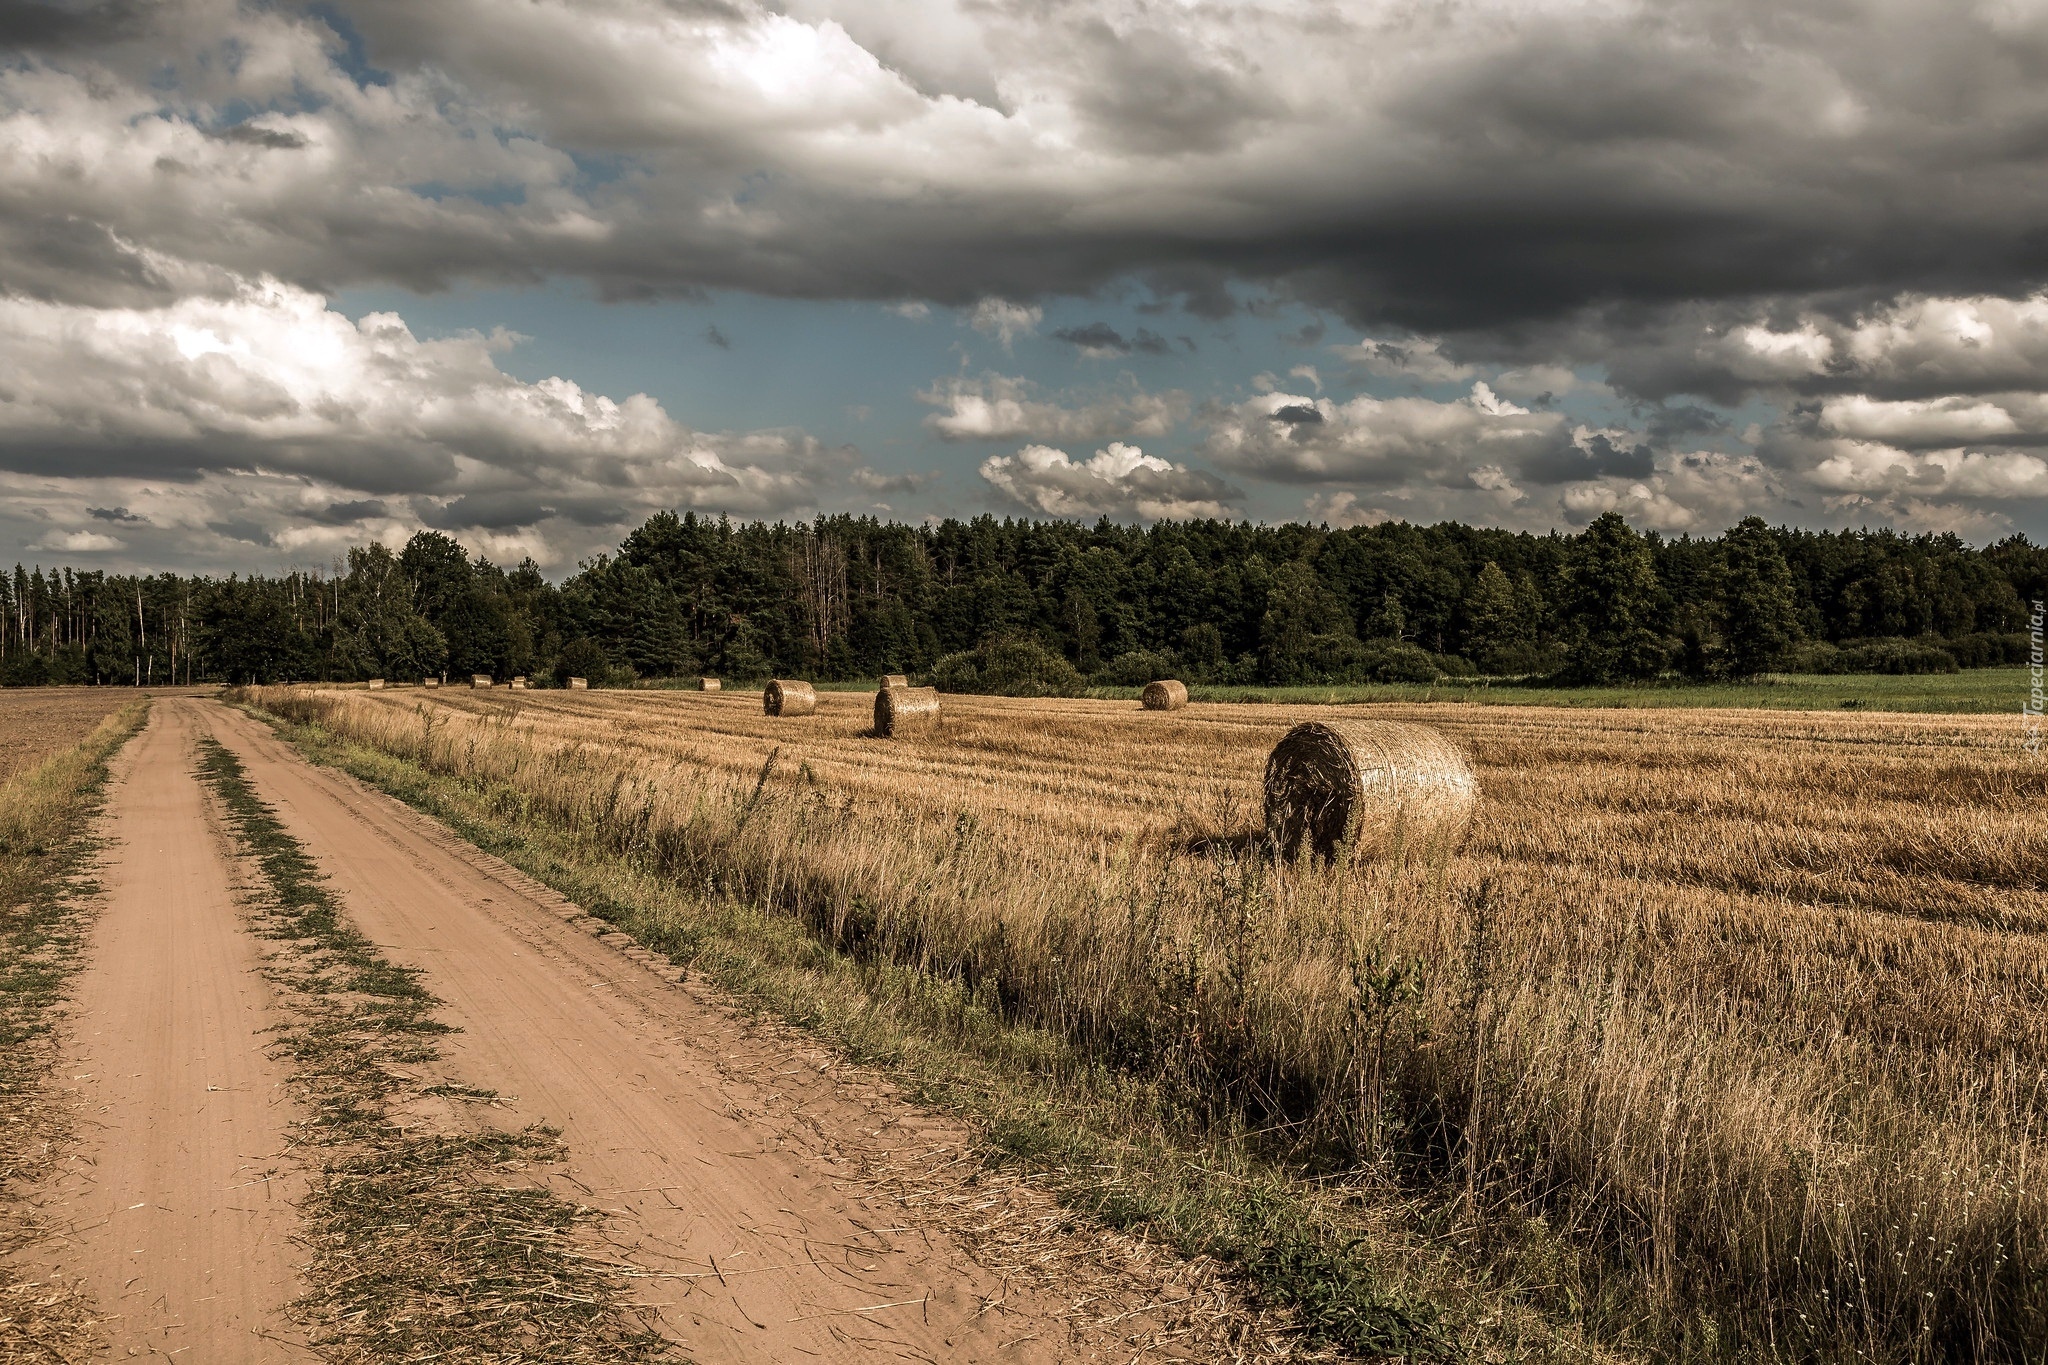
[{"xmin": 3, "ymin": 511, "xmax": 2043, "ymax": 690}]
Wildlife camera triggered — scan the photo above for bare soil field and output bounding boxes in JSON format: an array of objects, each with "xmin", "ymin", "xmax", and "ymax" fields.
[
  {"xmin": 0, "ymin": 688, "xmax": 143, "ymax": 787},
  {"xmin": 248, "ymin": 683, "xmax": 2048, "ymax": 1361}
]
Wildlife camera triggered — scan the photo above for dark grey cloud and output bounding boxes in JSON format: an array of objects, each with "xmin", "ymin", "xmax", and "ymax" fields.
[
  {"xmin": 87, "ymin": 504, "xmax": 143, "ymax": 522},
  {"xmin": 1521, "ymin": 434, "xmax": 1657, "ymax": 486},
  {"xmin": 1050, "ymin": 322, "xmax": 1171, "ymax": 356},
  {"xmin": 0, "ymin": 0, "xmax": 138, "ymax": 50},
  {"xmin": 5, "ymin": 0, "xmax": 2048, "ymax": 339}
]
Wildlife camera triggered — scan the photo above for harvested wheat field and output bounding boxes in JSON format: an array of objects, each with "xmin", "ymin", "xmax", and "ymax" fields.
[
  {"xmin": 0, "ymin": 688, "xmax": 147, "ymax": 786},
  {"xmin": 247, "ymin": 683, "xmax": 2048, "ymax": 1361}
]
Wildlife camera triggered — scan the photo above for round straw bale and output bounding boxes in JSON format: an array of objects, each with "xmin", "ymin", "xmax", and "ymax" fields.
[
  {"xmin": 470, "ymin": 674, "xmax": 492, "ymax": 688},
  {"xmin": 698, "ymin": 677, "xmax": 721, "ymax": 692},
  {"xmin": 1263, "ymin": 719, "xmax": 1476, "ymax": 863},
  {"xmin": 874, "ymin": 684, "xmax": 941, "ymax": 737},
  {"xmin": 764, "ymin": 679, "xmax": 818, "ymax": 716},
  {"xmin": 1141, "ymin": 679, "xmax": 1188, "ymax": 711},
  {"xmin": 878, "ymin": 673, "xmax": 909, "ymax": 690},
  {"xmin": 566, "ymin": 676, "xmax": 588, "ymax": 690}
]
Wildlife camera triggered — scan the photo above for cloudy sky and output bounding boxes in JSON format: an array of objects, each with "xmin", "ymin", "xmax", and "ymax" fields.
[{"xmin": 6, "ymin": 0, "xmax": 2048, "ymax": 573}]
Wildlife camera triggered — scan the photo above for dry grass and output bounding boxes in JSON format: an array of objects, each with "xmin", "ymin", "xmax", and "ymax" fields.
[
  {"xmin": 0, "ymin": 689, "xmax": 143, "ymax": 788},
  {"xmin": 242, "ymin": 685, "xmax": 2047, "ymax": 1361}
]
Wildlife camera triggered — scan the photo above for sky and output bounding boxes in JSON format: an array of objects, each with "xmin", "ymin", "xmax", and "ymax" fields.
[{"xmin": 6, "ymin": 0, "xmax": 2048, "ymax": 576}]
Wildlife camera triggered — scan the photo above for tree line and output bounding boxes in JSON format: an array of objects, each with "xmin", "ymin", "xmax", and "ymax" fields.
[{"xmin": 3, "ymin": 511, "xmax": 2042, "ymax": 689}]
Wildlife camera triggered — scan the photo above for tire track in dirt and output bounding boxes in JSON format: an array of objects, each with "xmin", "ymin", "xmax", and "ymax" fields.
[
  {"xmin": 8, "ymin": 700, "xmax": 310, "ymax": 1361},
  {"xmin": 194, "ymin": 700, "xmax": 1202, "ymax": 1363}
]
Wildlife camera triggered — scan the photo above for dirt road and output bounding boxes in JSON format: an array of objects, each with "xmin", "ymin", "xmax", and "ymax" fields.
[
  {"xmin": 6, "ymin": 695, "xmax": 1235, "ymax": 1361},
  {"xmin": 12, "ymin": 700, "xmax": 309, "ymax": 1361},
  {"xmin": 177, "ymin": 697, "xmax": 1168, "ymax": 1362}
]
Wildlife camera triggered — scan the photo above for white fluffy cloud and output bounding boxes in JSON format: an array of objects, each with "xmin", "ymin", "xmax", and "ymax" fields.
[
  {"xmin": 1203, "ymin": 382, "xmax": 1569, "ymax": 486},
  {"xmin": 0, "ymin": 278, "xmax": 876, "ymax": 566},
  {"xmin": 968, "ymin": 299, "xmax": 1042, "ymax": 351},
  {"xmin": 919, "ymin": 374, "xmax": 1188, "ymax": 442},
  {"xmin": 1329, "ymin": 337, "xmax": 1475, "ymax": 385},
  {"xmin": 978, "ymin": 442, "xmax": 1239, "ymax": 521}
]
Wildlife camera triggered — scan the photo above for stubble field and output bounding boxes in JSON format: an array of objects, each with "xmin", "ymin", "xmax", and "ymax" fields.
[
  {"xmin": 0, "ymin": 689, "xmax": 148, "ymax": 787},
  {"xmin": 247, "ymin": 682, "xmax": 2048, "ymax": 1362}
]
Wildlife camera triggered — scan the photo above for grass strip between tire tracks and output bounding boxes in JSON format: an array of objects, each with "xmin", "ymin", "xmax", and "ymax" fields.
[
  {"xmin": 0, "ymin": 698, "xmax": 150, "ymax": 1363},
  {"xmin": 193, "ymin": 737, "xmax": 677, "ymax": 1365}
]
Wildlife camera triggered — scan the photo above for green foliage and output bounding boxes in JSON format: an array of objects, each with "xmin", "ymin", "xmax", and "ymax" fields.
[
  {"xmin": 1096, "ymin": 648, "xmax": 1180, "ymax": 687},
  {"xmin": 1463, "ymin": 561, "xmax": 1531, "ymax": 673},
  {"xmin": 1718, "ymin": 516, "xmax": 1803, "ymax": 678},
  {"xmin": 932, "ymin": 632, "xmax": 1087, "ymax": 696},
  {"xmin": 5, "ymin": 511, "xmax": 2044, "ymax": 686},
  {"xmin": 1558, "ymin": 513, "xmax": 1669, "ymax": 684}
]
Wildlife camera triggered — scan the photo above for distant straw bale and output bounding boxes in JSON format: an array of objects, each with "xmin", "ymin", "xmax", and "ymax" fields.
[
  {"xmin": 1141, "ymin": 680, "xmax": 1187, "ymax": 711},
  {"xmin": 878, "ymin": 673, "xmax": 909, "ymax": 690},
  {"xmin": 698, "ymin": 677, "xmax": 722, "ymax": 692},
  {"xmin": 424, "ymin": 678, "xmax": 440, "ymax": 688},
  {"xmin": 510, "ymin": 676, "xmax": 528, "ymax": 690},
  {"xmin": 1263, "ymin": 719, "xmax": 1476, "ymax": 863},
  {"xmin": 367, "ymin": 678, "xmax": 384, "ymax": 690},
  {"xmin": 764, "ymin": 679, "xmax": 818, "ymax": 716},
  {"xmin": 567, "ymin": 677, "xmax": 588, "ymax": 690},
  {"xmin": 470, "ymin": 675, "xmax": 492, "ymax": 689},
  {"xmin": 874, "ymin": 684, "xmax": 941, "ymax": 737}
]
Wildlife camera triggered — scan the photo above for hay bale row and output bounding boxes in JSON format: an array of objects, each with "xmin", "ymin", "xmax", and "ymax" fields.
[
  {"xmin": 874, "ymin": 684, "xmax": 941, "ymax": 737},
  {"xmin": 764, "ymin": 679, "xmax": 817, "ymax": 717},
  {"xmin": 1263, "ymin": 719, "xmax": 1476, "ymax": 863},
  {"xmin": 1141, "ymin": 679, "xmax": 1187, "ymax": 711}
]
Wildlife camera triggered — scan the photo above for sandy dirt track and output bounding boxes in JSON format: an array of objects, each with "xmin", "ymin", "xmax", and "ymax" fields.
[
  {"xmin": 10, "ymin": 700, "xmax": 309, "ymax": 1360},
  {"xmin": 190, "ymin": 698, "xmax": 1152, "ymax": 1362}
]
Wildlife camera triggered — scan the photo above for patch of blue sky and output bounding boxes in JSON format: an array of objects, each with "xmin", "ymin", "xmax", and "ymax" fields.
[
  {"xmin": 332, "ymin": 278, "xmax": 1767, "ymax": 526},
  {"xmin": 305, "ymin": 2, "xmax": 393, "ymax": 88}
]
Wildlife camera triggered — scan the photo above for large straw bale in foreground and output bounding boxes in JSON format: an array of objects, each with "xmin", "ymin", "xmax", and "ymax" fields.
[
  {"xmin": 1141, "ymin": 679, "xmax": 1188, "ymax": 711},
  {"xmin": 764, "ymin": 679, "xmax": 818, "ymax": 716},
  {"xmin": 874, "ymin": 685, "xmax": 941, "ymax": 737},
  {"xmin": 1263, "ymin": 719, "xmax": 1476, "ymax": 862}
]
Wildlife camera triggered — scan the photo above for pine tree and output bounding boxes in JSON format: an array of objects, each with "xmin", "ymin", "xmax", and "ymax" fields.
[
  {"xmin": 1720, "ymin": 517, "xmax": 1802, "ymax": 678},
  {"xmin": 1464, "ymin": 561, "xmax": 1530, "ymax": 672},
  {"xmin": 1559, "ymin": 513, "xmax": 1668, "ymax": 683}
]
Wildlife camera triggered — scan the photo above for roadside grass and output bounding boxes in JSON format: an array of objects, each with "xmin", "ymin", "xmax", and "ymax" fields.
[
  {"xmin": 0, "ymin": 698, "xmax": 148, "ymax": 1361},
  {"xmin": 237, "ymin": 697, "xmax": 1626, "ymax": 1364},
  {"xmin": 192, "ymin": 738, "xmax": 676, "ymax": 1365}
]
